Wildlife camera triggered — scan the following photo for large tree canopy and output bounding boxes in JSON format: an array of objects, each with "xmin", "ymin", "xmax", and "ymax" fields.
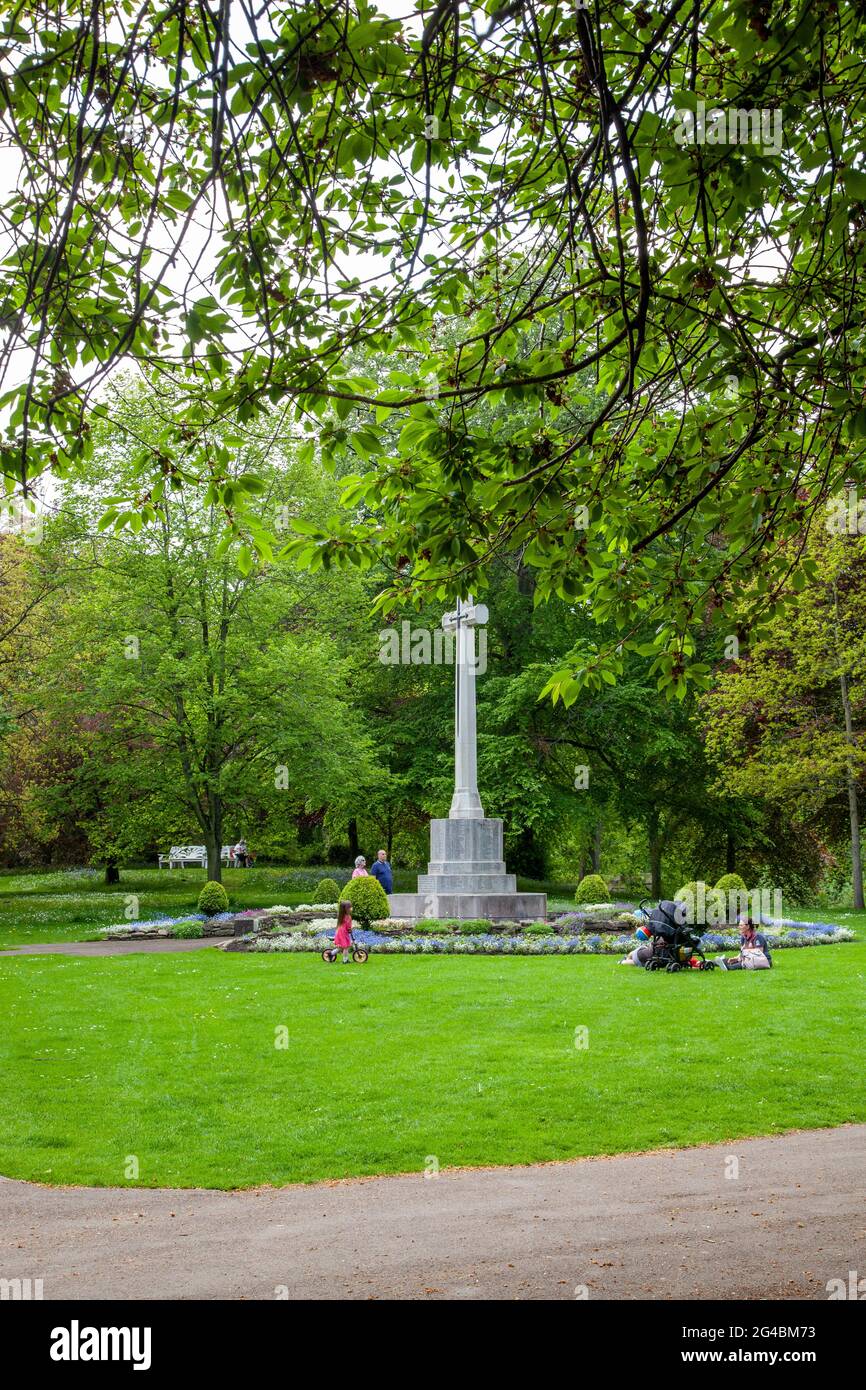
[
  {"xmin": 0, "ymin": 384, "xmax": 375, "ymax": 877},
  {"xmin": 702, "ymin": 525, "xmax": 866, "ymax": 904},
  {"xmin": 3, "ymin": 1, "xmax": 866, "ymax": 695}
]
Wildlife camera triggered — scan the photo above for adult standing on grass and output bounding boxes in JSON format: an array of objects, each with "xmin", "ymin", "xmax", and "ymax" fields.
[
  {"xmin": 369, "ymin": 849, "xmax": 393, "ymax": 895},
  {"xmin": 352, "ymin": 855, "xmax": 368, "ymax": 878}
]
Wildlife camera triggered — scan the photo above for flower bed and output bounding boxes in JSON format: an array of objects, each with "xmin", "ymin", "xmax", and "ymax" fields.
[
  {"xmin": 262, "ymin": 903, "xmax": 338, "ymax": 914},
  {"xmin": 102, "ymin": 911, "xmax": 235, "ymax": 939},
  {"xmin": 235, "ymin": 921, "xmax": 855, "ymax": 955},
  {"xmin": 552, "ymin": 909, "xmax": 640, "ymax": 934},
  {"xmin": 101, "ymin": 904, "xmax": 855, "ymax": 951}
]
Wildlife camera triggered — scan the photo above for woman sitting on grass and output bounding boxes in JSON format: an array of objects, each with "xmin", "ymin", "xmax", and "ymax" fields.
[{"xmin": 718, "ymin": 917, "xmax": 773, "ymax": 970}]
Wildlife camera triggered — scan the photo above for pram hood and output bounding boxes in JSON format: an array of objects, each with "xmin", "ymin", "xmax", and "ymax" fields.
[{"xmin": 646, "ymin": 900, "xmax": 690, "ymax": 938}]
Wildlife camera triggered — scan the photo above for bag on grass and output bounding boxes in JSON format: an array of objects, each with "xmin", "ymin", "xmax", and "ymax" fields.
[{"xmin": 741, "ymin": 947, "xmax": 770, "ymax": 970}]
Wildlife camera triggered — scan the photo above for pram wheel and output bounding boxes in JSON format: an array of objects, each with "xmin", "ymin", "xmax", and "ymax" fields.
[
  {"xmin": 701, "ymin": 960, "xmax": 716, "ymax": 971},
  {"xmin": 666, "ymin": 961, "xmax": 682, "ymax": 972},
  {"xmin": 352, "ymin": 948, "xmax": 369, "ymax": 964},
  {"xmin": 322, "ymin": 949, "xmax": 338, "ymax": 964}
]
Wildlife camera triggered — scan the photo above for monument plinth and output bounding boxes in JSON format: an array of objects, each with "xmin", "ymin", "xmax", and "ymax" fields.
[{"xmin": 388, "ymin": 598, "xmax": 547, "ymax": 923}]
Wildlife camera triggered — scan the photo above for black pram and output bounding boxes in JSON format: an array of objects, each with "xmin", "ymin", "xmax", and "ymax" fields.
[{"xmin": 640, "ymin": 900, "xmax": 716, "ymax": 972}]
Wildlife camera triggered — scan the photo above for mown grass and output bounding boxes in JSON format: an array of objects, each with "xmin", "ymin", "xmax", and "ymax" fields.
[
  {"xmin": 0, "ymin": 868, "xmax": 329, "ymax": 949},
  {"xmin": 0, "ymin": 943, "xmax": 863, "ymax": 1189}
]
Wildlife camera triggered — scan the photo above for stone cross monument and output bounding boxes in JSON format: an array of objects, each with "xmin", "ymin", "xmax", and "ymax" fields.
[
  {"xmin": 442, "ymin": 596, "xmax": 487, "ymax": 819},
  {"xmin": 387, "ymin": 597, "xmax": 547, "ymax": 923}
]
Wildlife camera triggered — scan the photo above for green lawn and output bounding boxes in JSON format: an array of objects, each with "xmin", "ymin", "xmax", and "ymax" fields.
[
  {"xmin": 0, "ymin": 868, "xmax": 322, "ymax": 949},
  {"xmin": 1, "ymin": 944, "xmax": 863, "ymax": 1189}
]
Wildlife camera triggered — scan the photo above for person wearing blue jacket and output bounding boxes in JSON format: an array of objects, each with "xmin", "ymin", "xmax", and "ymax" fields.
[{"xmin": 369, "ymin": 849, "xmax": 393, "ymax": 894}]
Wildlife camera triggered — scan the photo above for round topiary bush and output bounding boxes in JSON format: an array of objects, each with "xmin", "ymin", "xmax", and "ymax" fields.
[
  {"xmin": 674, "ymin": 879, "xmax": 732, "ymax": 925},
  {"xmin": 574, "ymin": 873, "xmax": 609, "ymax": 904},
  {"xmin": 338, "ymin": 874, "xmax": 390, "ymax": 925},
  {"xmin": 714, "ymin": 872, "xmax": 749, "ymax": 897},
  {"xmin": 313, "ymin": 877, "xmax": 340, "ymax": 904},
  {"xmin": 197, "ymin": 880, "xmax": 229, "ymax": 916},
  {"xmin": 714, "ymin": 873, "xmax": 750, "ymax": 924}
]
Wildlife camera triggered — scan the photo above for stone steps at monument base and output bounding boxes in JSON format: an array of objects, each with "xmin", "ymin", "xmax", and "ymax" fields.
[
  {"xmin": 425, "ymin": 860, "xmax": 508, "ymax": 875},
  {"xmin": 417, "ymin": 872, "xmax": 517, "ymax": 894},
  {"xmin": 387, "ymin": 891, "xmax": 547, "ymax": 922}
]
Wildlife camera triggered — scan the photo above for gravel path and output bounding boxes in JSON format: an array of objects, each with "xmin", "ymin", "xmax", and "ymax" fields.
[
  {"xmin": 0, "ymin": 937, "xmax": 222, "ymax": 956},
  {"xmin": 2, "ymin": 1126, "xmax": 864, "ymax": 1300}
]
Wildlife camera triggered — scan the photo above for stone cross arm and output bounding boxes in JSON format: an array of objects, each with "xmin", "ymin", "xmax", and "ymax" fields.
[{"xmin": 442, "ymin": 599, "xmax": 489, "ymax": 631}]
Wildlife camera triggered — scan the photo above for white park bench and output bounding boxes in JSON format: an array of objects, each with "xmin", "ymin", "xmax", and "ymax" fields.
[{"xmin": 158, "ymin": 845, "xmax": 233, "ymax": 870}]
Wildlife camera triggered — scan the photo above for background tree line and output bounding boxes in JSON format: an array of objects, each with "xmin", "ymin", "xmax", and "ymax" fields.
[{"xmin": 2, "ymin": 379, "xmax": 863, "ymax": 903}]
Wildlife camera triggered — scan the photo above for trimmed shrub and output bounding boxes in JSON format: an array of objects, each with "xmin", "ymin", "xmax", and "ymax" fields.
[
  {"xmin": 313, "ymin": 877, "xmax": 340, "ymax": 904},
  {"xmin": 170, "ymin": 921, "xmax": 204, "ymax": 939},
  {"xmin": 338, "ymin": 874, "xmax": 390, "ymax": 925},
  {"xmin": 456, "ymin": 918, "xmax": 493, "ymax": 934},
  {"xmin": 197, "ymin": 881, "xmax": 229, "ymax": 916},
  {"xmin": 715, "ymin": 873, "xmax": 749, "ymax": 897},
  {"xmin": 524, "ymin": 921, "xmax": 554, "ymax": 935},
  {"xmin": 674, "ymin": 879, "xmax": 732, "ymax": 925},
  {"xmin": 574, "ymin": 873, "xmax": 609, "ymax": 904}
]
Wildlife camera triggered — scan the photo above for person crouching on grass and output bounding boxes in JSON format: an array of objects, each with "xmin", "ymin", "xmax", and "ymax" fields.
[{"xmin": 334, "ymin": 900, "xmax": 354, "ymax": 964}]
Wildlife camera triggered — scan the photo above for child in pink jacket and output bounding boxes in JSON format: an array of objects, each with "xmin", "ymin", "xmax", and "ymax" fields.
[{"xmin": 334, "ymin": 901, "xmax": 354, "ymax": 963}]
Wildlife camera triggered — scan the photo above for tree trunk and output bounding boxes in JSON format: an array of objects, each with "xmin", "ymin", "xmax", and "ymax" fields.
[
  {"xmin": 104, "ymin": 860, "xmax": 120, "ymax": 885},
  {"xmin": 726, "ymin": 832, "xmax": 736, "ymax": 874},
  {"xmin": 840, "ymin": 670, "xmax": 864, "ymax": 908},
  {"xmin": 591, "ymin": 822, "xmax": 603, "ymax": 873},
  {"xmin": 833, "ymin": 580, "xmax": 864, "ymax": 908},
  {"xmin": 517, "ymin": 559, "xmax": 535, "ymax": 598},
  {"xmin": 206, "ymin": 838, "xmax": 222, "ymax": 882},
  {"xmin": 205, "ymin": 793, "xmax": 223, "ymax": 883},
  {"xmin": 648, "ymin": 810, "xmax": 663, "ymax": 898},
  {"xmin": 348, "ymin": 817, "xmax": 360, "ymax": 862}
]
